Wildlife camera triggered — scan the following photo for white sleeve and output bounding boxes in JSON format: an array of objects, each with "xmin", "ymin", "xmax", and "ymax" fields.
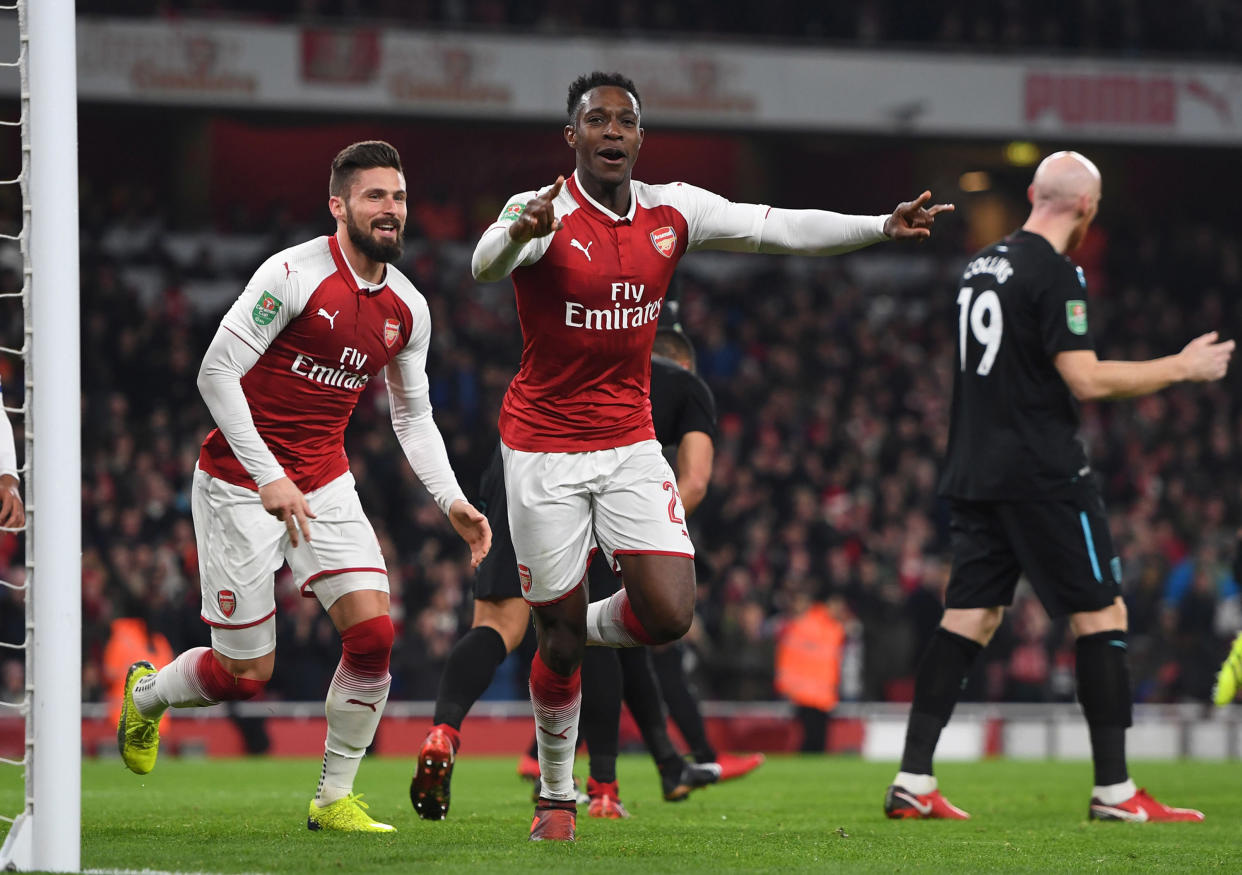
[
  {"xmin": 0, "ymin": 402, "xmax": 17, "ymax": 481},
  {"xmin": 196, "ymin": 325, "xmax": 287, "ymax": 487},
  {"xmin": 755, "ymin": 207, "xmax": 889, "ymax": 256},
  {"xmin": 471, "ymin": 189, "xmax": 554, "ymax": 282},
  {"xmin": 385, "ymin": 302, "xmax": 467, "ymax": 516},
  {"xmin": 196, "ymin": 256, "xmax": 309, "ymax": 487},
  {"xmin": 472, "ymin": 225, "xmax": 542, "ymax": 282},
  {"xmin": 673, "ymin": 183, "xmax": 889, "ymax": 256},
  {"xmin": 219, "ymin": 255, "xmax": 303, "ymax": 349}
]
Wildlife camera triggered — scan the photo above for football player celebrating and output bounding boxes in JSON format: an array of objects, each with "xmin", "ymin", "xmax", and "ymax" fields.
[
  {"xmin": 117, "ymin": 140, "xmax": 490, "ymax": 833},
  {"xmin": 472, "ymin": 71, "xmax": 951, "ymax": 841}
]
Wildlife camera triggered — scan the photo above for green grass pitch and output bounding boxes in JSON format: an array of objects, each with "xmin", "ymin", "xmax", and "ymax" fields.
[{"xmin": 4, "ymin": 755, "xmax": 1239, "ymax": 872}]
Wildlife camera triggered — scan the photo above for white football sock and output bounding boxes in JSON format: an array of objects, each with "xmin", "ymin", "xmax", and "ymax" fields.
[
  {"xmin": 529, "ymin": 658, "xmax": 581, "ymax": 802},
  {"xmin": 585, "ymin": 591, "xmax": 643, "ymax": 647},
  {"xmin": 1092, "ymin": 778, "xmax": 1137, "ymax": 806},
  {"xmin": 132, "ymin": 647, "xmax": 216, "ymax": 719},
  {"xmin": 894, "ymin": 771, "xmax": 936, "ymax": 795},
  {"xmin": 317, "ymin": 659, "xmax": 390, "ymax": 805}
]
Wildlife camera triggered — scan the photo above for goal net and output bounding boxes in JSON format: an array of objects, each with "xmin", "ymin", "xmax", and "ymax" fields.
[{"xmin": 0, "ymin": 0, "xmax": 81, "ymax": 871}]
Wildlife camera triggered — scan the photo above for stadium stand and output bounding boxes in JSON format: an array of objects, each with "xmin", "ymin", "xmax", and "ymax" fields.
[
  {"xmin": 2, "ymin": 181, "xmax": 1235, "ymax": 716},
  {"xmin": 1, "ymin": 5, "xmax": 1237, "ymax": 755},
  {"xmin": 78, "ymin": 1, "xmax": 1242, "ymax": 60}
]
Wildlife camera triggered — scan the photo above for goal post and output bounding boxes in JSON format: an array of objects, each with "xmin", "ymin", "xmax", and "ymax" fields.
[{"xmin": 0, "ymin": 0, "xmax": 81, "ymax": 870}]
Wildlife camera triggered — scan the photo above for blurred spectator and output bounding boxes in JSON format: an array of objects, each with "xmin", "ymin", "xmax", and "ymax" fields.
[
  {"xmin": 774, "ymin": 589, "xmax": 846, "ymax": 753},
  {"xmin": 76, "ymin": 1, "xmax": 1242, "ymax": 61},
  {"xmin": 60, "ymin": 173, "xmax": 1242, "ymax": 709},
  {"xmin": 102, "ymin": 603, "xmax": 173, "ymax": 735},
  {"xmin": 0, "ymin": 658, "xmax": 22, "ymax": 705}
]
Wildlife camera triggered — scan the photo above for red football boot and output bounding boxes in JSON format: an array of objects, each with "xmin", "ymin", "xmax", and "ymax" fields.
[
  {"xmin": 586, "ymin": 778, "xmax": 631, "ymax": 819},
  {"xmin": 1089, "ymin": 788, "xmax": 1204, "ymax": 822},
  {"xmin": 884, "ymin": 784, "xmax": 971, "ymax": 820},
  {"xmin": 714, "ymin": 752, "xmax": 765, "ymax": 782},
  {"xmin": 410, "ymin": 724, "xmax": 458, "ymax": 820},
  {"xmin": 529, "ymin": 797, "xmax": 577, "ymax": 841}
]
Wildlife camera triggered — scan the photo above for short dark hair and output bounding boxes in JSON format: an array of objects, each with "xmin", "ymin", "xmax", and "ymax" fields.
[
  {"xmin": 652, "ymin": 327, "xmax": 696, "ymax": 370},
  {"xmin": 566, "ymin": 72, "xmax": 642, "ymax": 125},
  {"xmin": 329, "ymin": 140, "xmax": 403, "ymax": 199}
]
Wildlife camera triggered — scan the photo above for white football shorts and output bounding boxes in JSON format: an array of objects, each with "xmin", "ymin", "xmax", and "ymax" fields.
[
  {"xmin": 191, "ymin": 467, "xmax": 388, "ymax": 658},
  {"xmin": 501, "ymin": 439, "xmax": 695, "ymax": 605}
]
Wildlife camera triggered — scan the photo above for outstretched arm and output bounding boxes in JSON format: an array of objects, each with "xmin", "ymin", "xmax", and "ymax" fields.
[
  {"xmin": 1054, "ymin": 331, "xmax": 1234, "ymax": 401},
  {"xmin": 760, "ymin": 191, "xmax": 953, "ymax": 254},
  {"xmin": 683, "ymin": 184, "xmax": 953, "ymax": 255},
  {"xmin": 882, "ymin": 191, "xmax": 955, "ymax": 241}
]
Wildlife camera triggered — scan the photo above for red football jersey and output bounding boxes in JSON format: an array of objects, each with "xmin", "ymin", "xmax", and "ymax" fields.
[
  {"xmin": 198, "ymin": 235, "xmax": 426, "ymax": 492},
  {"xmin": 484, "ymin": 172, "xmax": 769, "ymax": 452}
]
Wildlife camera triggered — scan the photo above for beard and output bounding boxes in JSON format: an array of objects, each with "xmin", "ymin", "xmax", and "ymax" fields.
[{"xmin": 345, "ymin": 206, "xmax": 404, "ymax": 263}]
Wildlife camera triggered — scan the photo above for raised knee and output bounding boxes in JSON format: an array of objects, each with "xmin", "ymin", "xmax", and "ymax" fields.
[
  {"xmin": 644, "ymin": 607, "xmax": 693, "ymax": 645},
  {"xmin": 232, "ymin": 675, "xmax": 267, "ymax": 700},
  {"xmin": 340, "ymin": 614, "xmax": 394, "ymax": 675},
  {"xmin": 206, "ymin": 650, "xmax": 271, "ymax": 699}
]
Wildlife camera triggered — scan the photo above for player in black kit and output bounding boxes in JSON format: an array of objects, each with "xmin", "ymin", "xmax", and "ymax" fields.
[
  {"xmin": 883, "ymin": 151, "xmax": 1231, "ymax": 823},
  {"xmin": 411, "ymin": 328, "xmax": 737, "ymax": 819}
]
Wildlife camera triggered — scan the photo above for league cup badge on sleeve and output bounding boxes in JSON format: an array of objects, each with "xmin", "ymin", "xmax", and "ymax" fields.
[
  {"xmin": 1066, "ymin": 300, "xmax": 1088, "ymax": 336},
  {"xmin": 252, "ymin": 291, "xmax": 283, "ymax": 326},
  {"xmin": 383, "ymin": 318, "xmax": 401, "ymax": 348},
  {"xmin": 650, "ymin": 226, "xmax": 677, "ymax": 258},
  {"xmin": 218, "ymin": 590, "xmax": 237, "ymax": 618}
]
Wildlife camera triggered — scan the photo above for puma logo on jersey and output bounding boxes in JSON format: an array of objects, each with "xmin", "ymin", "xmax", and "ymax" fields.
[
  {"xmin": 570, "ymin": 239, "xmax": 593, "ymax": 261},
  {"xmin": 284, "ymin": 261, "xmax": 298, "ymax": 279},
  {"xmin": 317, "ymin": 308, "xmax": 339, "ymax": 329}
]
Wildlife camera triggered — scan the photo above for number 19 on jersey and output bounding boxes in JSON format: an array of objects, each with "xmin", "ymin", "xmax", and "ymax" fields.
[{"xmin": 957, "ymin": 286, "xmax": 1003, "ymax": 376}]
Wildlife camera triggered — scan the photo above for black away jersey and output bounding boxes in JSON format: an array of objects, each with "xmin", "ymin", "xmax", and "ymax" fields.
[
  {"xmin": 650, "ymin": 356, "xmax": 717, "ymax": 446},
  {"xmin": 939, "ymin": 230, "xmax": 1095, "ymax": 501}
]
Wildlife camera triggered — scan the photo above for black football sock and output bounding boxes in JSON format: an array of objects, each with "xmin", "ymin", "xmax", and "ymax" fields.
[
  {"xmin": 432, "ymin": 625, "xmax": 508, "ymax": 730},
  {"xmin": 619, "ymin": 647, "xmax": 681, "ymax": 767},
  {"xmin": 651, "ymin": 645, "xmax": 716, "ymax": 763},
  {"xmin": 797, "ymin": 706, "xmax": 830, "ymax": 753},
  {"xmin": 1076, "ymin": 630, "xmax": 1132, "ymax": 786},
  {"xmin": 580, "ymin": 647, "xmax": 622, "ymax": 784},
  {"xmin": 899, "ymin": 627, "xmax": 983, "ymax": 776}
]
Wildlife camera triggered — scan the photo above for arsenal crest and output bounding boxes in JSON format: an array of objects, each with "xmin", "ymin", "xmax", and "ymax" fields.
[
  {"xmin": 650, "ymin": 226, "xmax": 677, "ymax": 258},
  {"xmin": 518, "ymin": 564, "xmax": 533, "ymax": 594},
  {"xmin": 383, "ymin": 318, "xmax": 401, "ymax": 348},
  {"xmin": 218, "ymin": 590, "xmax": 236, "ymax": 618}
]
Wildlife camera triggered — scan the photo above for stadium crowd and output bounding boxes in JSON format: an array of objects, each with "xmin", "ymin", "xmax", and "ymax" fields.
[
  {"xmin": 0, "ymin": 176, "xmax": 1236, "ymax": 714},
  {"xmin": 83, "ymin": 1, "xmax": 1242, "ymax": 59}
]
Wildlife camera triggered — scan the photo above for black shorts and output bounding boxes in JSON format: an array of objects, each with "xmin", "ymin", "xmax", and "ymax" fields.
[
  {"xmin": 472, "ymin": 447, "xmax": 521, "ymax": 601},
  {"xmin": 945, "ymin": 479, "xmax": 1120, "ymax": 619}
]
